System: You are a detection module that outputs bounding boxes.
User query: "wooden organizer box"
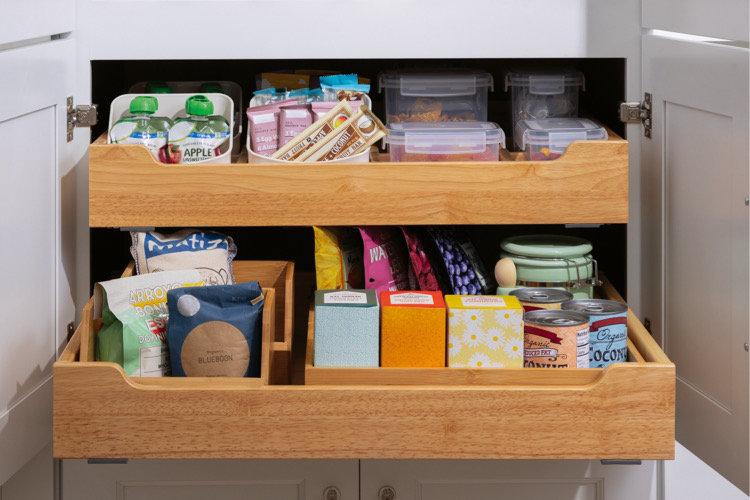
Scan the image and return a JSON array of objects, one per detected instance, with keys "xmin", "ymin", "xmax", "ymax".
[
  {"xmin": 88, "ymin": 132, "xmax": 628, "ymax": 227},
  {"xmin": 57, "ymin": 259, "xmax": 289, "ymax": 385}
]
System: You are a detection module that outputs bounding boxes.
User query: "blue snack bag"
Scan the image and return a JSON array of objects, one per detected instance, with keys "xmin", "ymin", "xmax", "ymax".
[{"xmin": 166, "ymin": 282, "xmax": 264, "ymax": 377}]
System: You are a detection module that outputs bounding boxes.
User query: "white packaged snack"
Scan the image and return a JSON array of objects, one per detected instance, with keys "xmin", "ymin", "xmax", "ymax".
[{"xmin": 130, "ymin": 229, "xmax": 237, "ymax": 286}]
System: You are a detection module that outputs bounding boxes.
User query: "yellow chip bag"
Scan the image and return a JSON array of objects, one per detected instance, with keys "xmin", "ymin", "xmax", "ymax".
[{"xmin": 313, "ymin": 226, "xmax": 364, "ymax": 290}]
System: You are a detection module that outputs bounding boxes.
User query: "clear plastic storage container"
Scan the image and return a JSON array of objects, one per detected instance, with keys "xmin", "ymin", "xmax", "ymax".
[
  {"xmin": 384, "ymin": 122, "xmax": 505, "ymax": 162},
  {"xmin": 379, "ymin": 72, "xmax": 493, "ymax": 124},
  {"xmin": 505, "ymin": 70, "xmax": 584, "ymax": 148},
  {"xmin": 515, "ymin": 118, "xmax": 607, "ymax": 161}
]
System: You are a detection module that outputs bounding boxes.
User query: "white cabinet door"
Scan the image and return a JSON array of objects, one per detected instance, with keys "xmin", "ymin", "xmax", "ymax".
[
  {"xmin": 62, "ymin": 459, "xmax": 358, "ymax": 500},
  {"xmin": 642, "ymin": 0, "xmax": 749, "ymax": 42},
  {"xmin": 0, "ymin": 36, "xmax": 83, "ymax": 485},
  {"xmin": 361, "ymin": 460, "xmax": 657, "ymax": 500},
  {"xmin": 641, "ymin": 31, "xmax": 749, "ymax": 493},
  {"xmin": 0, "ymin": 0, "xmax": 74, "ymax": 46}
]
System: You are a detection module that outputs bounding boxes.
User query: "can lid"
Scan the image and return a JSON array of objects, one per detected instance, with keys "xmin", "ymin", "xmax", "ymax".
[
  {"xmin": 129, "ymin": 95, "xmax": 158, "ymax": 114},
  {"xmin": 511, "ymin": 287, "xmax": 574, "ymax": 304},
  {"xmin": 561, "ymin": 299, "xmax": 627, "ymax": 315},
  {"xmin": 186, "ymin": 95, "xmax": 214, "ymax": 116},
  {"xmin": 524, "ymin": 309, "xmax": 589, "ymax": 327}
]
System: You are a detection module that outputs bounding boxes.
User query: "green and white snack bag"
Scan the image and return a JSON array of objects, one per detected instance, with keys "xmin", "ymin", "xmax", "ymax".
[
  {"xmin": 167, "ymin": 95, "xmax": 230, "ymax": 164},
  {"xmin": 95, "ymin": 269, "xmax": 204, "ymax": 377}
]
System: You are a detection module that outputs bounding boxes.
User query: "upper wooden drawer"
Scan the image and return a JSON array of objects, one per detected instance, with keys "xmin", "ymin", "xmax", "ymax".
[{"xmin": 87, "ymin": 135, "xmax": 628, "ymax": 228}]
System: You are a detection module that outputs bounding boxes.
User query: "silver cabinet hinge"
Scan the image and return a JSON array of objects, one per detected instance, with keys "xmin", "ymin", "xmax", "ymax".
[
  {"xmin": 67, "ymin": 96, "xmax": 98, "ymax": 142},
  {"xmin": 619, "ymin": 93, "xmax": 652, "ymax": 138}
]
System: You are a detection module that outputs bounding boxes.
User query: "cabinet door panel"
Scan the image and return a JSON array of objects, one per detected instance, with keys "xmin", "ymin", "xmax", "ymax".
[
  {"xmin": 0, "ymin": 0, "xmax": 74, "ymax": 45},
  {"xmin": 643, "ymin": 0, "xmax": 749, "ymax": 42},
  {"xmin": 641, "ymin": 32, "xmax": 749, "ymax": 493},
  {"xmin": 361, "ymin": 460, "xmax": 657, "ymax": 500},
  {"xmin": 0, "ymin": 38, "xmax": 78, "ymax": 486},
  {"xmin": 62, "ymin": 459, "xmax": 358, "ymax": 500}
]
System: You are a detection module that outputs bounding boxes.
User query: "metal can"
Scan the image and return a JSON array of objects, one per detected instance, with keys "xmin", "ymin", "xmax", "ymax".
[
  {"xmin": 510, "ymin": 288, "xmax": 574, "ymax": 312},
  {"xmin": 562, "ymin": 299, "xmax": 628, "ymax": 368},
  {"xmin": 523, "ymin": 310, "xmax": 589, "ymax": 368}
]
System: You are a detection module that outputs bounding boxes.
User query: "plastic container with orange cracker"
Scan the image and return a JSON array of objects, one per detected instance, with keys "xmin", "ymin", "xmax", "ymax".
[{"xmin": 383, "ymin": 122, "xmax": 505, "ymax": 162}]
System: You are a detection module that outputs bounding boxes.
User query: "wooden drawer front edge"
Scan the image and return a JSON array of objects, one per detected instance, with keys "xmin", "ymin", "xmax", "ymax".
[
  {"xmin": 88, "ymin": 139, "xmax": 628, "ymax": 227},
  {"xmin": 53, "ymin": 360, "xmax": 674, "ymax": 460}
]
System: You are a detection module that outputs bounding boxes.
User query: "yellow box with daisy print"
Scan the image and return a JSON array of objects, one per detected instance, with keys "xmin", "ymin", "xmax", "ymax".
[{"xmin": 445, "ymin": 295, "xmax": 524, "ymax": 369}]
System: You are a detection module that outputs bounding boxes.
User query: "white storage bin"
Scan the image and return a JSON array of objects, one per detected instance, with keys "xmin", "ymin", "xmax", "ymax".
[
  {"xmin": 378, "ymin": 71, "xmax": 493, "ymax": 124},
  {"xmin": 108, "ymin": 93, "xmax": 234, "ymax": 164},
  {"xmin": 129, "ymin": 81, "xmax": 243, "ymax": 160}
]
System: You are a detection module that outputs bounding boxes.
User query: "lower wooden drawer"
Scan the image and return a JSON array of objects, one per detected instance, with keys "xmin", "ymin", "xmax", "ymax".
[{"xmin": 53, "ymin": 279, "xmax": 674, "ymax": 460}]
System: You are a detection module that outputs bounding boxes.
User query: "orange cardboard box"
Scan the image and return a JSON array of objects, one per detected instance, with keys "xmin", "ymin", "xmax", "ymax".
[{"xmin": 380, "ymin": 291, "xmax": 446, "ymax": 367}]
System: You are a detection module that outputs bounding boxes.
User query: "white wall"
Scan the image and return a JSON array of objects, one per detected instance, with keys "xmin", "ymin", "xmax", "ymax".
[{"xmin": 665, "ymin": 443, "xmax": 748, "ymax": 500}]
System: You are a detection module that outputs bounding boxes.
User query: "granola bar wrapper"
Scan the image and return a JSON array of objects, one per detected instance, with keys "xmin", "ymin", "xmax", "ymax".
[
  {"xmin": 271, "ymin": 101, "xmax": 353, "ymax": 161},
  {"xmin": 299, "ymin": 106, "xmax": 386, "ymax": 162}
]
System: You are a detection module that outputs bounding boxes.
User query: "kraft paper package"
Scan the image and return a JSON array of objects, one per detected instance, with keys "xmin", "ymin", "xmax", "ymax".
[
  {"xmin": 130, "ymin": 229, "xmax": 237, "ymax": 285},
  {"xmin": 166, "ymin": 282, "xmax": 265, "ymax": 377},
  {"xmin": 95, "ymin": 269, "xmax": 204, "ymax": 377}
]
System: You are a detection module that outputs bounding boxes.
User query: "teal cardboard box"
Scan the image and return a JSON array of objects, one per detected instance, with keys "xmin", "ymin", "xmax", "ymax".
[{"xmin": 314, "ymin": 289, "xmax": 379, "ymax": 367}]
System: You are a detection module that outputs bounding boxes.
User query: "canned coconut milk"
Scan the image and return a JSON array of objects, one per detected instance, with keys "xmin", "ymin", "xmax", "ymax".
[
  {"xmin": 510, "ymin": 288, "xmax": 574, "ymax": 312},
  {"xmin": 562, "ymin": 299, "xmax": 628, "ymax": 368},
  {"xmin": 523, "ymin": 310, "xmax": 589, "ymax": 368}
]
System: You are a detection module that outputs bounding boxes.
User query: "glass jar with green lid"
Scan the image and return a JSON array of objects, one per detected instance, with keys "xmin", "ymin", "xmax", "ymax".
[{"xmin": 496, "ymin": 234, "xmax": 600, "ymax": 298}]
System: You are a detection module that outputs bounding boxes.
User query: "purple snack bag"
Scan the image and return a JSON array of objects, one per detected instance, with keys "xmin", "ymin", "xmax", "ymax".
[
  {"xmin": 279, "ymin": 104, "xmax": 313, "ymax": 147},
  {"xmin": 425, "ymin": 228, "xmax": 490, "ymax": 295},
  {"xmin": 358, "ymin": 227, "xmax": 411, "ymax": 294}
]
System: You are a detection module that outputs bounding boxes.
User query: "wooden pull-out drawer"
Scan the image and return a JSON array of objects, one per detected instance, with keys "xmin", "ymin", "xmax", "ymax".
[{"xmin": 54, "ymin": 274, "xmax": 673, "ymax": 460}]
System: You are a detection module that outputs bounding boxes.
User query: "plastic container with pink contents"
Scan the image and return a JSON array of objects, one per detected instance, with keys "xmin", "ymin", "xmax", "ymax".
[{"xmin": 384, "ymin": 122, "xmax": 505, "ymax": 162}]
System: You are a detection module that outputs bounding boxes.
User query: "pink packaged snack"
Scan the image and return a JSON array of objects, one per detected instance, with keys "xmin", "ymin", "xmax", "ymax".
[
  {"xmin": 247, "ymin": 107, "xmax": 280, "ymax": 156},
  {"xmin": 358, "ymin": 227, "xmax": 411, "ymax": 294},
  {"xmin": 246, "ymin": 99, "xmax": 297, "ymax": 156},
  {"xmin": 279, "ymin": 105, "xmax": 313, "ymax": 147},
  {"xmin": 401, "ymin": 227, "xmax": 441, "ymax": 291},
  {"xmin": 311, "ymin": 101, "xmax": 337, "ymax": 121}
]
